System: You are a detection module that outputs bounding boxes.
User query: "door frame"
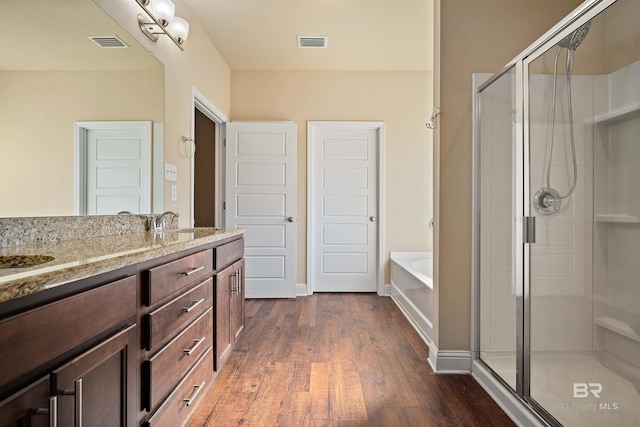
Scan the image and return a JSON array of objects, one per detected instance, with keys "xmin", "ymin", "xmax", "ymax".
[
  {"xmin": 189, "ymin": 86, "xmax": 228, "ymax": 228},
  {"xmin": 306, "ymin": 121, "xmax": 385, "ymax": 295},
  {"xmin": 74, "ymin": 121, "xmax": 155, "ymax": 215}
]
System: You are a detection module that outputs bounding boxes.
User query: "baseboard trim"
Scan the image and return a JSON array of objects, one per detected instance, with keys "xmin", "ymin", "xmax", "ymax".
[
  {"xmin": 390, "ymin": 283, "xmax": 433, "ymax": 345},
  {"xmin": 296, "ymin": 283, "xmax": 309, "ymax": 297},
  {"xmin": 380, "ymin": 283, "xmax": 391, "ymax": 296},
  {"xmin": 471, "ymin": 361, "xmax": 548, "ymax": 427},
  {"xmin": 427, "ymin": 343, "xmax": 472, "ymax": 374}
]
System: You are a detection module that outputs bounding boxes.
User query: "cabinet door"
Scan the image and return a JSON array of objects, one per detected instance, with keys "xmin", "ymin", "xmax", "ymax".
[
  {"xmin": 214, "ymin": 264, "xmax": 233, "ymax": 371},
  {"xmin": 230, "ymin": 259, "xmax": 245, "ymax": 344},
  {"xmin": 0, "ymin": 377, "xmax": 50, "ymax": 427},
  {"xmin": 51, "ymin": 324, "xmax": 136, "ymax": 427}
]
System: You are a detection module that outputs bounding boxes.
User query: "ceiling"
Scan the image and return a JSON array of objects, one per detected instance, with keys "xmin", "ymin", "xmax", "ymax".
[
  {"xmin": 0, "ymin": 0, "xmax": 161, "ymax": 71},
  {"xmin": 0, "ymin": 0, "xmax": 433, "ymax": 72},
  {"xmin": 183, "ymin": 0, "xmax": 434, "ymax": 71}
]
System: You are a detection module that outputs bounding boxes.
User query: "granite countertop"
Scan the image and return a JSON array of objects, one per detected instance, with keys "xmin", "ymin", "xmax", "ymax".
[{"xmin": 0, "ymin": 227, "xmax": 245, "ymax": 304}]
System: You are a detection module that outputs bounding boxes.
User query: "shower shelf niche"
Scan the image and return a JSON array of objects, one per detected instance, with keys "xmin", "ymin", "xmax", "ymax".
[
  {"xmin": 592, "ymin": 101, "xmax": 640, "ymax": 125},
  {"xmin": 595, "ymin": 214, "xmax": 640, "ymax": 223}
]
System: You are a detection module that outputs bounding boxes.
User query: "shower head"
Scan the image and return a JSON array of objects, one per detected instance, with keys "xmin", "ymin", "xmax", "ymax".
[{"xmin": 558, "ymin": 21, "xmax": 591, "ymax": 50}]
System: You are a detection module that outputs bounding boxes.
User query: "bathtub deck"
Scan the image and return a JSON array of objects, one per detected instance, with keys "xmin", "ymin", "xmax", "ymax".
[{"xmin": 187, "ymin": 293, "xmax": 515, "ymax": 426}]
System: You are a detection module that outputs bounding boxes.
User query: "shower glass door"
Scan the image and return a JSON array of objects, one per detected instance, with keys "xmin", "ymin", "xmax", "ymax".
[
  {"xmin": 477, "ymin": 66, "xmax": 519, "ymax": 391},
  {"xmin": 526, "ymin": 0, "xmax": 640, "ymax": 424}
]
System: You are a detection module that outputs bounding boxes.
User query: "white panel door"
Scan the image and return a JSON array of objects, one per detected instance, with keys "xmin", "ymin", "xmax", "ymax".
[
  {"xmin": 225, "ymin": 122, "xmax": 297, "ymax": 298},
  {"xmin": 86, "ymin": 125, "xmax": 151, "ymax": 215},
  {"xmin": 309, "ymin": 123, "xmax": 380, "ymax": 292}
]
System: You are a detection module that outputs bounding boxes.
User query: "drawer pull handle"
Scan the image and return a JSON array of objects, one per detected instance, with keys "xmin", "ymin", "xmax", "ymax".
[
  {"xmin": 183, "ymin": 381, "xmax": 206, "ymax": 406},
  {"xmin": 62, "ymin": 379, "xmax": 83, "ymax": 427},
  {"xmin": 184, "ymin": 337, "xmax": 206, "ymax": 355},
  {"xmin": 230, "ymin": 271, "xmax": 237, "ymax": 292},
  {"xmin": 182, "ymin": 266, "xmax": 205, "ymax": 276},
  {"xmin": 182, "ymin": 298, "xmax": 205, "ymax": 313},
  {"xmin": 34, "ymin": 396, "xmax": 58, "ymax": 427}
]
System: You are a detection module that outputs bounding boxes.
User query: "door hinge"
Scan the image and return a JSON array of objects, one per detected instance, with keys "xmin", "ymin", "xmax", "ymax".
[
  {"xmin": 223, "ymin": 202, "xmax": 226, "ymax": 210},
  {"xmin": 223, "ymin": 138, "xmax": 226, "ymax": 147},
  {"xmin": 523, "ymin": 216, "xmax": 536, "ymax": 244}
]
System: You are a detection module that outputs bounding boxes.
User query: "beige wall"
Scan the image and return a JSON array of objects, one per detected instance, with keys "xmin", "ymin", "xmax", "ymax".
[
  {"xmin": 96, "ymin": 0, "xmax": 231, "ymax": 226},
  {"xmin": 434, "ymin": 0, "xmax": 585, "ymax": 351},
  {"xmin": 0, "ymin": 70, "xmax": 162, "ymax": 216},
  {"xmin": 231, "ymin": 70, "xmax": 433, "ymax": 284}
]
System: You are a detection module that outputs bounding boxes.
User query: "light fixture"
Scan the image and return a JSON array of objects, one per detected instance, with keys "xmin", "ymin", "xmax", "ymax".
[
  {"xmin": 135, "ymin": 0, "xmax": 189, "ymax": 50},
  {"xmin": 168, "ymin": 17, "xmax": 189, "ymax": 45}
]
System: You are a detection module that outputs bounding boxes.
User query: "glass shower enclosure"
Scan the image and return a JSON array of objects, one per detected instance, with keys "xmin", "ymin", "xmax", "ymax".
[{"xmin": 473, "ymin": 0, "xmax": 640, "ymax": 425}]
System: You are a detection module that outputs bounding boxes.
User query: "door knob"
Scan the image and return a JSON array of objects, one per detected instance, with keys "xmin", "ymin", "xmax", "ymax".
[
  {"xmin": 287, "ymin": 216, "xmax": 295, "ymax": 222},
  {"xmin": 369, "ymin": 216, "xmax": 376, "ymax": 222}
]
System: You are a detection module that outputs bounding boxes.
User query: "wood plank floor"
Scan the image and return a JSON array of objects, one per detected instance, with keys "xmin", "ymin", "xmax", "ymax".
[{"xmin": 187, "ymin": 293, "xmax": 515, "ymax": 426}]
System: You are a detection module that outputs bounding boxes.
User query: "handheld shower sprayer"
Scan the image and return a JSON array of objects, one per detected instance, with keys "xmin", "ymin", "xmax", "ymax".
[{"xmin": 534, "ymin": 21, "xmax": 591, "ymax": 216}]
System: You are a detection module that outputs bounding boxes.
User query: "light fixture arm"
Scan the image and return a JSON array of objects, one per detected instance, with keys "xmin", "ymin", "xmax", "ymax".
[{"xmin": 135, "ymin": 0, "xmax": 185, "ymax": 51}]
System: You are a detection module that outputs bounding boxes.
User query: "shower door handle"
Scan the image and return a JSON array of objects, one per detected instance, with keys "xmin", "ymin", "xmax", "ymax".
[{"xmin": 523, "ymin": 216, "xmax": 536, "ymax": 244}]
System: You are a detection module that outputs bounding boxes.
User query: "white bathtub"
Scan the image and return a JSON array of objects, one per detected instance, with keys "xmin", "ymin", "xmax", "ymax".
[{"xmin": 390, "ymin": 252, "xmax": 433, "ymax": 345}]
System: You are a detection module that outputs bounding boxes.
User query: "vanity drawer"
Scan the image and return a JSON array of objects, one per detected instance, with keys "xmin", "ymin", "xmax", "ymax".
[
  {"xmin": 143, "ymin": 347, "xmax": 213, "ymax": 427},
  {"xmin": 143, "ymin": 308, "xmax": 213, "ymax": 410},
  {"xmin": 145, "ymin": 249, "xmax": 213, "ymax": 306},
  {"xmin": 145, "ymin": 278, "xmax": 213, "ymax": 351},
  {"xmin": 214, "ymin": 238, "xmax": 243, "ymax": 270},
  {"xmin": 0, "ymin": 275, "xmax": 136, "ymax": 387}
]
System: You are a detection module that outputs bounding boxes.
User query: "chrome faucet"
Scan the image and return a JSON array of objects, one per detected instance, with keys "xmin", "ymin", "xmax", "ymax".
[
  {"xmin": 159, "ymin": 211, "xmax": 178, "ymax": 230},
  {"xmin": 148, "ymin": 211, "xmax": 179, "ymax": 233}
]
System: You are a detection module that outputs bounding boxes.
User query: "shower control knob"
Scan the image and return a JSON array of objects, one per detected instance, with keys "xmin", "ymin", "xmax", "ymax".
[{"xmin": 369, "ymin": 216, "xmax": 376, "ymax": 222}]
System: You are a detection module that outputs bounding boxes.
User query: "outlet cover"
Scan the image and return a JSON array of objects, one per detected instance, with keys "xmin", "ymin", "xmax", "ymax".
[{"xmin": 170, "ymin": 184, "xmax": 177, "ymax": 202}]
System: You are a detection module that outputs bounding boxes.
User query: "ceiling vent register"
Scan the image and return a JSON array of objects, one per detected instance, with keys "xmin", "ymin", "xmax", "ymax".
[
  {"xmin": 88, "ymin": 36, "xmax": 129, "ymax": 48},
  {"xmin": 297, "ymin": 36, "xmax": 328, "ymax": 48}
]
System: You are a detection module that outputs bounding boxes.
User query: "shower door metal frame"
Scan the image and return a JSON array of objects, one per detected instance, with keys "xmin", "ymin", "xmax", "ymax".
[
  {"xmin": 521, "ymin": 1, "xmax": 615, "ymax": 425},
  {"xmin": 471, "ymin": 1, "xmax": 619, "ymax": 426}
]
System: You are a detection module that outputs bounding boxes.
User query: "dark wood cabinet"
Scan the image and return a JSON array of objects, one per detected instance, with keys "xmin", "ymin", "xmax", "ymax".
[
  {"xmin": 0, "ymin": 275, "xmax": 136, "ymax": 389},
  {"xmin": 140, "ymin": 247, "xmax": 217, "ymax": 427},
  {"xmin": 230, "ymin": 259, "xmax": 245, "ymax": 345},
  {"xmin": 0, "ymin": 275, "xmax": 137, "ymax": 427},
  {"xmin": 51, "ymin": 324, "xmax": 137, "ymax": 426},
  {"xmin": 0, "ymin": 234, "xmax": 244, "ymax": 427},
  {"xmin": 215, "ymin": 256, "xmax": 245, "ymax": 371},
  {"xmin": 0, "ymin": 377, "xmax": 50, "ymax": 427},
  {"xmin": 214, "ymin": 264, "xmax": 233, "ymax": 371}
]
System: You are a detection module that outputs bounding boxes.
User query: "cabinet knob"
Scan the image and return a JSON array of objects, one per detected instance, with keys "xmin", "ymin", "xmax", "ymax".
[{"xmin": 287, "ymin": 216, "xmax": 295, "ymax": 223}]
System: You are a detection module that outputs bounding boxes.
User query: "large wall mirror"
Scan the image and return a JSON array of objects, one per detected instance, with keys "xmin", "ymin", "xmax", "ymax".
[{"xmin": 0, "ymin": 0, "xmax": 164, "ymax": 217}]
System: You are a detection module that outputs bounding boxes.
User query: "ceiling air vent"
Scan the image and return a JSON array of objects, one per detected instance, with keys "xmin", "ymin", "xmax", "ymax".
[
  {"xmin": 88, "ymin": 36, "xmax": 129, "ymax": 48},
  {"xmin": 297, "ymin": 35, "xmax": 328, "ymax": 48}
]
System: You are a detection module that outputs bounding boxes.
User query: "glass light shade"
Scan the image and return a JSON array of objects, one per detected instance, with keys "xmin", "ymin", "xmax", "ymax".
[
  {"xmin": 150, "ymin": 0, "xmax": 175, "ymax": 27},
  {"xmin": 168, "ymin": 17, "xmax": 189, "ymax": 44}
]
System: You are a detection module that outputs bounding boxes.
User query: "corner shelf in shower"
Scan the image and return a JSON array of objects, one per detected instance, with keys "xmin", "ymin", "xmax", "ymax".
[
  {"xmin": 595, "ymin": 214, "xmax": 640, "ymax": 223},
  {"xmin": 594, "ymin": 317, "xmax": 640, "ymax": 343},
  {"xmin": 592, "ymin": 101, "xmax": 640, "ymax": 125}
]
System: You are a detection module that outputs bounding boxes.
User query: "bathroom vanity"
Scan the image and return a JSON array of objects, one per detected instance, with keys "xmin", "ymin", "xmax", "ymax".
[{"xmin": 0, "ymin": 221, "xmax": 245, "ymax": 426}]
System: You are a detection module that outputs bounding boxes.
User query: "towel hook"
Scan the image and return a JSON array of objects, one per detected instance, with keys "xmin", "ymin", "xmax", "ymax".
[
  {"xmin": 181, "ymin": 136, "xmax": 195, "ymax": 158},
  {"xmin": 426, "ymin": 107, "xmax": 441, "ymax": 129}
]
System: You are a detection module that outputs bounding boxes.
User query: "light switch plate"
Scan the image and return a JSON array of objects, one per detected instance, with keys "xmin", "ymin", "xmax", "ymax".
[{"xmin": 164, "ymin": 163, "xmax": 177, "ymax": 182}]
